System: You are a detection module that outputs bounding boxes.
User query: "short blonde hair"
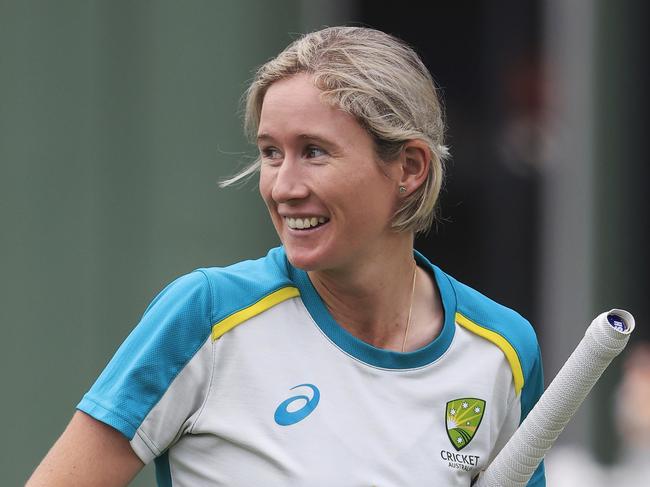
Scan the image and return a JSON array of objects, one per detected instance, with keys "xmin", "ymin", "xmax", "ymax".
[{"xmin": 222, "ymin": 26, "xmax": 449, "ymax": 234}]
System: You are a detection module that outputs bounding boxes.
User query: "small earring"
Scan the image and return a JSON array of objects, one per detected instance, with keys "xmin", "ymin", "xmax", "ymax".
[{"xmin": 399, "ymin": 186, "xmax": 407, "ymax": 194}]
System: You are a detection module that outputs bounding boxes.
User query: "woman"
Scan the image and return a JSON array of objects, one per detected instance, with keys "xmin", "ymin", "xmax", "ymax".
[{"xmin": 28, "ymin": 26, "xmax": 545, "ymax": 486}]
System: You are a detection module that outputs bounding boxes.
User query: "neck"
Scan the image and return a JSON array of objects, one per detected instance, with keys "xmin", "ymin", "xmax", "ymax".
[{"xmin": 307, "ymin": 235, "xmax": 441, "ymax": 351}]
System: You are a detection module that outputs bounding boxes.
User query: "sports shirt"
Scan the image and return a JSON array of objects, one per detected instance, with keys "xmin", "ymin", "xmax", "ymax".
[{"xmin": 78, "ymin": 246, "xmax": 545, "ymax": 486}]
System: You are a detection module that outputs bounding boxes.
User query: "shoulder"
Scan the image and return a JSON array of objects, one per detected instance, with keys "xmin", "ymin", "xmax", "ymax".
[
  {"xmin": 446, "ymin": 272, "xmax": 539, "ymax": 360},
  {"xmin": 132, "ymin": 246, "xmax": 293, "ymax": 344},
  {"xmin": 195, "ymin": 246, "xmax": 295, "ymax": 329},
  {"xmin": 77, "ymin": 247, "xmax": 294, "ymax": 440},
  {"xmin": 439, "ymin": 269, "xmax": 542, "ymax": 395}
]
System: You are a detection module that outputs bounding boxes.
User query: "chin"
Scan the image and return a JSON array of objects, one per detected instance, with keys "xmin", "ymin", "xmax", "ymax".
[
  {"xmin": 284, "ymin": 248, "xmax": 321, "ymax": 272},
  {"xmin": 282, "ymin": 244, "xmax": 334, "ymax": 272}
]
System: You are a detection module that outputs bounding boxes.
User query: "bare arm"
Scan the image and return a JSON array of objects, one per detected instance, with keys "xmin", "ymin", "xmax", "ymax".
[{"xmin": 26, "ymin": 411, "xmax": 144, "ymax": 487}]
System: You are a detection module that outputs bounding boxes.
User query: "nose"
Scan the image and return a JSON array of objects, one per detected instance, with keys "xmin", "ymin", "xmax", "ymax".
[{"xmin": 270, "ymin": 157, "xmax": 309, "ymax": 203}]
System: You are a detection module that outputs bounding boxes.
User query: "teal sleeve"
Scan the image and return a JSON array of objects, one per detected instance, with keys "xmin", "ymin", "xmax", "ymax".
[{"xmin": 77, "ymin": 271, "xmax": 213, "ymax": 439}]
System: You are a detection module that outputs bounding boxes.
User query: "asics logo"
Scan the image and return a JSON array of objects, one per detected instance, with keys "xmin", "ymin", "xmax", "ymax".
[{"xmin": 274, "ymin": 383, "xmax": 320, "ymax": 426}]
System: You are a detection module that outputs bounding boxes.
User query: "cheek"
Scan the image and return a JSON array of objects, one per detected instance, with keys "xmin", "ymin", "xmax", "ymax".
[
  {"xmin": 352, "ymin": 173, "xmax": 396, "ymax": 208},
  {"xmin": 338, "ymin": 184, "xmax": 394, "ymax": 232},
  {"xmin": 258, "ymin": 170, "xmax": 274, "ymax": 206}
]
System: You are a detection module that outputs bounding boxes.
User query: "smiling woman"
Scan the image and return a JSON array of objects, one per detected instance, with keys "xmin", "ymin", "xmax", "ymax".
[
  {"xmin": 27, "ymin": 27, "xmax": 545, "ymax": 487},
  {"xmin": 258, "ymin": 73, "xmax": 405, "ymax": 273}
]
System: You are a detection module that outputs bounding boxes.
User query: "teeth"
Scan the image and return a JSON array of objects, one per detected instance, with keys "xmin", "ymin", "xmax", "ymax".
[{"xmin": 285, "ymin": 216, "xmax": 329, "ymax": 230}]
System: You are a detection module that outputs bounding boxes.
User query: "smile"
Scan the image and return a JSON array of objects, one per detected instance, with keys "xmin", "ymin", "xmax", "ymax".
[{"xmin": 285, "ymin": 216, "xmax": 329, "ymax": 230}]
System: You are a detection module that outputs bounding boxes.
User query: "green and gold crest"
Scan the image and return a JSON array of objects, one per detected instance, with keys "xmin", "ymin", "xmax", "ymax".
[{"xmin": 445, "ymin": 398, "xmax": 486, "ymax": 451}]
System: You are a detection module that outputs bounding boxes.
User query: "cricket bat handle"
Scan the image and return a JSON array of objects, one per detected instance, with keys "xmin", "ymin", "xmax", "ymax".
[{"xmin": 474, "ymin": 309, "xmax": 635, "ymax": 487}]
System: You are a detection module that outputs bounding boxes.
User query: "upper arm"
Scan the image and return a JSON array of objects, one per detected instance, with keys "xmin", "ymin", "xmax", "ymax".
[
  {"xmin": 26, "ymin": 411, "xmax": 144, "ymax": 487},
  {"xmin": 77, "ymin": 271, "xmax": 214, "ymax": 462}
]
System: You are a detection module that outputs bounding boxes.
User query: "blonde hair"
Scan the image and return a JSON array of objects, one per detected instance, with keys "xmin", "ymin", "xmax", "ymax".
[{"xmin": 222, "ymin": 26, "xmax": 449, "ymax": 234}]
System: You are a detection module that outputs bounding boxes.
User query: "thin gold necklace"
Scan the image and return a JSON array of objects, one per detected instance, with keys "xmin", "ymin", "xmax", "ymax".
[{"xmin": 401, "ymin": 262, "xmax": 418, "ymax": 353}]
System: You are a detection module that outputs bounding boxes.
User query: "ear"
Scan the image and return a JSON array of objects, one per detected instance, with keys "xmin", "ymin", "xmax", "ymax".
[{"xmin": 397, "ymin": 140, "xmax": 430, "ymax": 195}]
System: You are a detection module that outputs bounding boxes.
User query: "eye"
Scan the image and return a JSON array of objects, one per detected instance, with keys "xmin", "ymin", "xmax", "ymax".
[
  {"xmin": 304, "ymin": 145, "xmax": 326, "ymax": 159},
  {"xmin": 260, "ymin": 146, "xmax": 282, "ymax": 163}
]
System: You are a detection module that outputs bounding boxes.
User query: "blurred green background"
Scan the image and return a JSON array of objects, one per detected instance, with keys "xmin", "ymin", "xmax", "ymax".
[
  {"xmin": 0, "ymin": 1, "xmax": 302, "ymax": 484},
  {"xmin": 1, "ymin": 1, "xmax": 647, "ymax": 485}
]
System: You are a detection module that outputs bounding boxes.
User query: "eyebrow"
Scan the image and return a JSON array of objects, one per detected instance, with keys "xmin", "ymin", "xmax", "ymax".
[
  {"xmin": 256, "ymin": 132, "xmax": 341, "ymax": 152},
  {"xmin": 256, "ymin": 133, "xmax": 275, "ymax": 143}
]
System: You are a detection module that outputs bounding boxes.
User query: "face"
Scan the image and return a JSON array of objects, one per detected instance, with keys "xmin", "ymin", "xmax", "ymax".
[{"xmin": 258, "ymin": 74, "xmax": 401, "ymax": 273}]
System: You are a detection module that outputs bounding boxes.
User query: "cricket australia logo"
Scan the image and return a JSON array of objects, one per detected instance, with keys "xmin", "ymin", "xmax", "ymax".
[{"xmin": 445, "ymin": 398, "xmax": 486, "ymax": 451}]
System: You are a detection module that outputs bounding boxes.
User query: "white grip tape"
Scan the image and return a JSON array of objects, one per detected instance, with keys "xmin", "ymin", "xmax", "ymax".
[{"xmin": 474, "ymin": 309, "xmax": 635, "ymax": 487}]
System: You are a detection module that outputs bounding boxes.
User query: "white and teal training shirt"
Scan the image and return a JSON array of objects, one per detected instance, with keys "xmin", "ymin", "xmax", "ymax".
[{"xmin": 78, "ymin": 246, "xmax": 545, "ymax": 486}]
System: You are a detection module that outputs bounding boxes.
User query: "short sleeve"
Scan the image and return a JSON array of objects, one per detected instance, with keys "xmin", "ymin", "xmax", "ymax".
[{"xmin": 77, "ymin": 270, "xmax": 214, "ymax": 461}]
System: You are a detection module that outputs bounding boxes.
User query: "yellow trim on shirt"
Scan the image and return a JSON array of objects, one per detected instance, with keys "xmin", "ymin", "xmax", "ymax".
[
  {"xmin": 212, "ymin": 286, "xmax": 300, "ymax": 341},
  {"xmin": 455, "ymin": 312, "xmax": 524, "ymax": 395}
]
